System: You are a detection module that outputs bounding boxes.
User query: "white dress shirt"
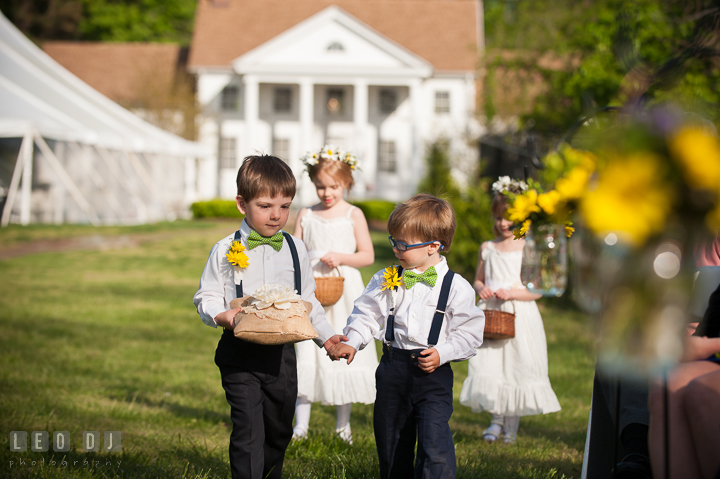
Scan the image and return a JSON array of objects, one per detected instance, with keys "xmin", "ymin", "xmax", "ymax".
[
  {"xmin": 343, "ymin": 257, "xmax": 485, "ymax": 366},
  {"xmin": 193, "ymin": 219, "xmax": 336, "ymax": 347}
]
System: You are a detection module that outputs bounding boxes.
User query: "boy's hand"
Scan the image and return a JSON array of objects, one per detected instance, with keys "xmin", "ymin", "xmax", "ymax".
[
  {"xmin": 323, "ymin": 334, "xmax": 349, "ymax": 355},
  {"xmin": 320, "ymin": 252, "xmax": 342, "ymax": 268},
  {"xmin": 478, "ymin": 286, "xmax": 494, "ymax": 300},
  {"xmin": 495, "ymin": 289, "xmax": 514, "ymax": 301},
  {"xmin": 329, "ymin": 343, "xmax": 357, "ymax": 364},
  {"xmin": 214, "ymin": 308, "xmax": 242, "ymax": 330},
  {"xmin": 418, "ymin": 348, "xmax": 440, "ymax": 373}
]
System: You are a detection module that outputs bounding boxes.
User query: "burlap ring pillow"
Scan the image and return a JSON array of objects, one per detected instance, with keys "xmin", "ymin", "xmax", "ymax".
[{"xmin": 231, "ymin": 283, "xmax": 318, "ymax": 345}]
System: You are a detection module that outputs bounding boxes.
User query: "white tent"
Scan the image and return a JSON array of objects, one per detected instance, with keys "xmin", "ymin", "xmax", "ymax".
[{"xmin": 0, "ymin": 11, "xmax": 210, "ymax": 226}]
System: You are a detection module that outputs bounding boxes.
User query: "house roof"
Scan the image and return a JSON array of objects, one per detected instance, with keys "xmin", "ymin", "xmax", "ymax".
[
  {"xmin": 42, "ymin": 42, "xmax": 189, "ymax": 105},
  {"xmin": 189, "ymin": 0, "xmax": 478, "ymax": 72}
]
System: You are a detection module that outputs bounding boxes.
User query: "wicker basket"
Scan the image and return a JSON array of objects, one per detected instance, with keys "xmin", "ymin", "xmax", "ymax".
[
  {"xmin": 482, "ymin": 301, "xmax": 516, "ymax": 339},
  {"xmin": 314, "ymin": 268, "xmax": 344, "ymax": 306}
]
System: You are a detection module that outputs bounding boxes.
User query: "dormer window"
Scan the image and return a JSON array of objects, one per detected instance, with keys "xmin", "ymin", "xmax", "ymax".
[{"xmin": 327, "ymin": 42, "xmax": 344, "ymax": 52}]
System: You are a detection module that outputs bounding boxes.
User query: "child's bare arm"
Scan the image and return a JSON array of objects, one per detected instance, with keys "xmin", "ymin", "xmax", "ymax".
[
  {"xmin": 474, "ymin": 243, "xmax": 493, "ymax": 299},
  {"xmin": 495, "ymin": 288, "xmax": 541, "ymax": 301},
  {"xmin": 328, "ymin": 343, "xmax": 357, "ymax": 364},
  {"xmin": 418, "ymin": 348, "xmax": 440, "ymax": 373},
  {"xmin": 320, "ymin": 209, "xmax": 375, "ymax": 268},
  {"xmin": 214, "ymin": 307, "xmax": 242, "ymax": 330}
]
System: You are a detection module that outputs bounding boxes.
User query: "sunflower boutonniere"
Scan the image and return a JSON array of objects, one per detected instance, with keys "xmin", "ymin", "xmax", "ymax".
[
  {"xmin": 226, "ymin": 241, "xmax": 249, "ymax": 283},
  {"xmin": 381, "ymin": 266, "xmax": 403, "ymax": 291}
]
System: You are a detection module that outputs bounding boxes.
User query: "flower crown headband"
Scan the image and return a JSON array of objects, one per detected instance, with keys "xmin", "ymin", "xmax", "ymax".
[
  {"xmin": 492, "ymin": 176, "xmax": 528, "ymax": 195},
  {"xmin": 300, "ymin": 144, "xmax": 359, "ymax": 172}
]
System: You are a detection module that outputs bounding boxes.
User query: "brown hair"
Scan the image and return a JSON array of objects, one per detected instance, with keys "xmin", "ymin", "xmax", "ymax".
[
  {"xmin": 236, "ymin": 155, "xmax": 296, "ymax": 201},
  {"xmin": 307, "ymin": 158, "xmax": 355, "ymax": 191},
  {"xmin": 491, "ymin": 194, "xmax": 508, "ymax": 236},
  {"xmin": 388, "ymin": 193, "xmax": 456, "ymax": 253}
]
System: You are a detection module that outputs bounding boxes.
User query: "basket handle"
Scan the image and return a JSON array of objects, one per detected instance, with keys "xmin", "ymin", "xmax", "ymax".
[
  {"xmin": 491, "ymin": 294, "xmax": 516, "ymax": 315},
  {"xmin": 311, "ymin": 261, "xmax": 342, "ymax": 278}
]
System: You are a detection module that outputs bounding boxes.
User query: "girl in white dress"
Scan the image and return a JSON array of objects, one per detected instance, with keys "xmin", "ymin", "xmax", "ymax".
[
  {"xmin": 459, "ymin": 193, "xmax": 561, "ymax": 444},
  {"xmin": 292, "ymin": 146, "xmax": 377, "ymax": 443}
]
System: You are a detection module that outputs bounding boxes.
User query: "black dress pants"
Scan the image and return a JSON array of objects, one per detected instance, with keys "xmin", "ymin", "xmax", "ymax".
[
  {"xmin": 374, "ymin": 345, "xmax": 456, "ymax": 479},
  {"xmin": 217, "ymin": 331, "xmax": 298, "ymax": 479}
]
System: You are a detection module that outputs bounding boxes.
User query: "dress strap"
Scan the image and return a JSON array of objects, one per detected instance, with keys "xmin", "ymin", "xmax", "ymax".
[{"xmin": 345, "ymin": 205, "xmax": 355, "ymax": 218}]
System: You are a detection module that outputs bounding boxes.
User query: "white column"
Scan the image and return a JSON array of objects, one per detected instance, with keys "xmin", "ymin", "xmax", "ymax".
[
  {"xmin": 299, "ymin": 78, "xmax": 314, "ymax": 155},
  {"xmin": 20, "ymin": 129, "xmax": 33, "ymax": 225},
  {"xmin": 298, "ymin": 77, "xmax": 315, "ymax": 206},
  {"xmin": 352, "ymin": 79, "xmax": 369, "ymax": 198},
  {"xmin": 409, "ymin": 79, "xmax": 423, "ymax": 198},
  {"xmin": 243, "ymin": 75, "xmax": 259, "ymax": 157}
]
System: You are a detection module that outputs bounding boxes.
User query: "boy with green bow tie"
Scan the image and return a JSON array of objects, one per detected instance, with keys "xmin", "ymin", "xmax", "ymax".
[
  {"xmin": 193, "ymin": 155, "xmax": 345, "ymax": 479},
  {"xmin": 329, "ymin": 193, "xmax": 485, "ymax": 479}
]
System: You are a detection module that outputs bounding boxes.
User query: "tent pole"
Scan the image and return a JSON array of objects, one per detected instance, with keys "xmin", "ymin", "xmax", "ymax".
[
  {"xmin": 33, "ymin": 131, "xmax": 100, "ymax": 226},
  {"xmin": 1, "ymin": 131, "xmax": 32, "ymax": 227},
  {"xmin": 20, "ymin": 129, "xmax": 34, "ymax": 225}
]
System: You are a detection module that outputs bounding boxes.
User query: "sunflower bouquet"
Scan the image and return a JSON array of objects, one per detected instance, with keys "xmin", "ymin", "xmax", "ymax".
[
  {"xmin": 502, "ymin": 144, "xmax": 595, "ymax": 240},
  {"xmin": 542, "ymin": 106, "xmax": 720, "ymax": 376}
]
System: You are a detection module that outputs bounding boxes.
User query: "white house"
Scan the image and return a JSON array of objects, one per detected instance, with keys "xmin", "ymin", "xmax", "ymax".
[{"xmin": 188, "ymin": 0, "xmax": 481, "ymax": 205}]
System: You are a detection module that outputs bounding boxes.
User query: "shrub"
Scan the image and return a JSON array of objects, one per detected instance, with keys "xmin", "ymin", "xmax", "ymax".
[
  {"xmin": 447, "ymin": 183, "xmax": 494, "ymax": 281},
  {"xmin": 349, "ymin": 199, "xmax": 397, "ymax": 221},
  {"xmin": 190, "ymin": 199, "xmax": 244, "ymax": 219}
]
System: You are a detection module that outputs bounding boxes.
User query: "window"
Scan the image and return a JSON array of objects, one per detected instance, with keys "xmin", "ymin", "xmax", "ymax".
[
  {"xmin": 274, "ymin": 87, "xmax": 292, "ymax": 113},
  {"xmin": 327, "ymin": 88, "xmax": 344, "ymax": 114},
  {"xmin": 272, "ymin": 139, "xmax": 290, "ymax": 161},
  {"xmin": 378, "ymin": 141, "xmax": 397, "ymax": 173},
  {"xmin": 379, "ymin": 89, "xmax": 397, "ymax": 113},
  {"xmin": 434, "ymin": 91, "xmax": 450, "ymax": 114},
  {"xmin": 327, "ymin": 42, "xmax": 344, "ymax": 52},
  {"xmin": 221, "ymin": 86, "xmax": 239, "ymax": 111},
  {"xmin": 219, "ymin": 137, "xmax": 237, "ymax": 169}
]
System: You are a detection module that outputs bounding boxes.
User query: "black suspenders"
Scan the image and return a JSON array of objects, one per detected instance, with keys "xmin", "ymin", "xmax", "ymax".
[
  {"xmin": 233, "ymin": 230, "xmax": 301, "ymax": 299},
  {"xmin": 384, "ymin": 266, "xmax": 404, "ymax": 343},
  {"xmin": 428, "ymin": 270, "xmax": 455, "ymax": 346},
  {"xmin": 384, "ymin": 267, "xmax": 456, "ymax": 347}
]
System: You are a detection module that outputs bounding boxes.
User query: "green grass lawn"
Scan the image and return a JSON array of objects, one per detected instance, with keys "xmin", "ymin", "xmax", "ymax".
[{"xmin": 0, "ymin": 221, "xmax": 596, "ymax": 478}]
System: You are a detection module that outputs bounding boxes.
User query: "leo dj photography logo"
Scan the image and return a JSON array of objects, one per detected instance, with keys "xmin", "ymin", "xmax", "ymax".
[{"xmin": 9, "ymin": 431, "xmax": 121, "ymax": 452}]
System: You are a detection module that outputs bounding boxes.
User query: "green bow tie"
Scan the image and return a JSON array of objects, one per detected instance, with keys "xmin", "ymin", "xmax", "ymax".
[
  {"xmin": 403, "ymin": 266, "xmax": 437, "ymax": 289},
  {"xmin": 247, "ymin": 230, "xmax": 284, "ymax": 251}
]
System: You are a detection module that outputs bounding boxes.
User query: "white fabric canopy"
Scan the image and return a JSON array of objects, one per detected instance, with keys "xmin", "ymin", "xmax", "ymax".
[
  {"xmin": 0, "ymin": 11, "xmax": 209, "ymax": 225},
  {"xmin": 0, "ymin": 11, "xmax": 208, "ymax": 156}
]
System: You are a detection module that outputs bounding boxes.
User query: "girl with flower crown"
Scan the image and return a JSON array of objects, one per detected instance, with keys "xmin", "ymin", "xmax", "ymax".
[
  {"xmin": 292, "ymin": 145, "xmax": 376, "ymax": 443},
  {"xmin": 459, "ymin": 177, "xmax": 561, "ymax": 444}
]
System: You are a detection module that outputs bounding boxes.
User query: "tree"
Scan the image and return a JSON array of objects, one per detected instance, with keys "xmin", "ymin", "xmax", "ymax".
[
  {"xmin": 0, "ymin": 0, "xmax": 197, "ymax": 45},
  {"xmin": 416, "ymin": 139, "xmax": 460, "ymax": 198},
  {"xmin": 482, "ymin": 0, "xmax": 720, "ymax": 137},
  {"xmin": 416, "ymin": 140, "xmax": 494, "ymax": 281}
]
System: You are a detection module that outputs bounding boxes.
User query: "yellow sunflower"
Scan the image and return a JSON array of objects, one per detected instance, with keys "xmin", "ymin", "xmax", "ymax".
[
  {"xmin": 513, "ymin": 219, "xmax": 532, "ymax": 240},
  {"xmin": 579, "ymin": 152, "xmax": 673, "ymax": 246},
  {"xmin": 669, "ymin": 126, "xmax": 720, "ymax": 191},
  {"xmin": 381, "ymin": 266, "xmax": 403, "ymax": 291},
  {"xmin": 506, "ymin": 189, "xmax": 541, "ymax": 223},
  {"xmin": 226, "ymin": 241, "xmax": 249, "ymax": 268}
]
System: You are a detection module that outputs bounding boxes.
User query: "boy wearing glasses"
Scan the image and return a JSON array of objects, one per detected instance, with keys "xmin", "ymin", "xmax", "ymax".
[{"xmin": 329, "ymin": 193, "xmax": 485, "ymax": 479}]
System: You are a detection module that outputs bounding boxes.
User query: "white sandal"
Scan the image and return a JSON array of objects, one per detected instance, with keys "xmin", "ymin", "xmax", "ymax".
[
  {"xmin": 502, "ymin": 431, "xmax": 517, "ymax": 445},
  {"xmin": 481, "ymin": 423, "xmax": 503, "ymax": 443}
]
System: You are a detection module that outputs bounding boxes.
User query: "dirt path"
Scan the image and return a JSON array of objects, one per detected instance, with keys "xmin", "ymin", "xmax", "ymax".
[{"xmin": 0, "ymin": 214, "xmax": 304, "ymax": 261}]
